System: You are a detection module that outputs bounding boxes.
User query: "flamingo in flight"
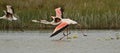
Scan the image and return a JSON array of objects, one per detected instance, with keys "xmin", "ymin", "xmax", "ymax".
[
  {"xmin": 0, "ymin": 5, "xmax": 18, "ymax": 21},
  {"xmin": 0, "ymin": 5, "xmax": 24, "ymax": 31},
  {"xmin": 32, "ymin": 7, "xmax": 86, "ymax": 40}
]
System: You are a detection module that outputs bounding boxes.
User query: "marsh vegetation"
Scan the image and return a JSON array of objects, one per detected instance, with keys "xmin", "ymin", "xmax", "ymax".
[{"xmin": 0, "ymin": 0, "xmax": 120, "ymax": 30}]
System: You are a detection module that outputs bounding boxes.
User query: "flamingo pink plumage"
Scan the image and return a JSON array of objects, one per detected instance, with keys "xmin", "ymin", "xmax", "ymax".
[
  {"xmin": 50, "ymin": 7, "xmax": 78, "ymax": 39},
  {"xmin": 32, "ymin": 7, "xmax": 79, "ymax": 40},
  {"xmin": 55, "ymin": 7, "xmax": 62, "ymax": 18}
]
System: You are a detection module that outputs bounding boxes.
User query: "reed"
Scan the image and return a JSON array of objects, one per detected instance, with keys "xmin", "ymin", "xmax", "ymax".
[{"xmin": 0, "ymin": 0, "xmax": 120, "ymax": 30}]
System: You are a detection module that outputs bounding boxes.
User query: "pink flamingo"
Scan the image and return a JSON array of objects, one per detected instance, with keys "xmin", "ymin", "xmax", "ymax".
[{"xmin": 32, "ymin": 7, "xmax": 86, "ymax": 40}]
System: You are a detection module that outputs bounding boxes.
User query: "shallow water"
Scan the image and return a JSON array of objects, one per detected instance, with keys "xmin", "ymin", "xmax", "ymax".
[{"xmin": 0, "ymin": 30, "xmax": 120, "ymax": 53}]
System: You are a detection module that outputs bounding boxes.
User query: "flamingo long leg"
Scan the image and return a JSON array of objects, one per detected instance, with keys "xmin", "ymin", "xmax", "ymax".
[
  {"xmin": 77, "ymin": 24, "xmax": 87, "ymax": 36},
  {"xmin": 59, "ymin": 27, "xmax": 71, "ymax": 40}
]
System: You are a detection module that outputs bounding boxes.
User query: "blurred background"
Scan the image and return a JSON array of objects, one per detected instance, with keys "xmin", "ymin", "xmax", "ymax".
[{"xmin": 0, "ymin": 0, "xmax": 120, "ymax": 31}]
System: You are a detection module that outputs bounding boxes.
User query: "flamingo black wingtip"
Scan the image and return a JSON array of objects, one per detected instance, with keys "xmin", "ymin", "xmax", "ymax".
[{"xmin": 50, "ymin": 35, "xmax": 54, "ymax": 37}]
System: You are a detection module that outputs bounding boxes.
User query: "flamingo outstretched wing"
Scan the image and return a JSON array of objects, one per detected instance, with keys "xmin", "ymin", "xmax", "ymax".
[
  {"xmin": 6, "ymin": 5, "xmax": 14, "ymax": 14},
  {"xmin": 55, "ymin": 7, "xmax": 63, "ymax": 18},
  {"xmin": 50, "ymin": 22, "xmax": 68, "ymax": 37}
]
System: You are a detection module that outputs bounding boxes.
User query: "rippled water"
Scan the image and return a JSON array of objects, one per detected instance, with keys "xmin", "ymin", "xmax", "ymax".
[{"xmin": 0, "ymin": 30, "xmax": 120, "ymax": 53}]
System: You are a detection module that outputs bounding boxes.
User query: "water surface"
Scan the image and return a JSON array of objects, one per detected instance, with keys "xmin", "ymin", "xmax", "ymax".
[{"xmin": 0, "ymin": 30, "xmax": 120, "ymax": 53}]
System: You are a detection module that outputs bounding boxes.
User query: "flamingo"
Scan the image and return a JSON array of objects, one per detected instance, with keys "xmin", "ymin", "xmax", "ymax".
[
  {"xmin": 0, "ymin": 5, "xmax": 17, "ymax": 21},
  {"xmin": 0, "ymin": 5, "xmax": 24, "ymax": 32},
  {"xmin": 32, "ymin": 7, "xmax": 86, "ymax": 40},
  {"xmin": 32, "ymin": 7, "xmax": 63, "ymax": 25}
]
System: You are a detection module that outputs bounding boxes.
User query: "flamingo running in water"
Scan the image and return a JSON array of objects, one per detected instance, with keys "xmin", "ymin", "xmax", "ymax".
[{"xmin": 32, "ymin": 7, "xmax": 86, "ymax": 40}]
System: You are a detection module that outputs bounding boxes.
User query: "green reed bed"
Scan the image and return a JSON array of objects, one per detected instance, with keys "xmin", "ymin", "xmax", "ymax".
[{"xmin": 0, "ymin": 0, "xmax": 120, "ymax": 30}]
